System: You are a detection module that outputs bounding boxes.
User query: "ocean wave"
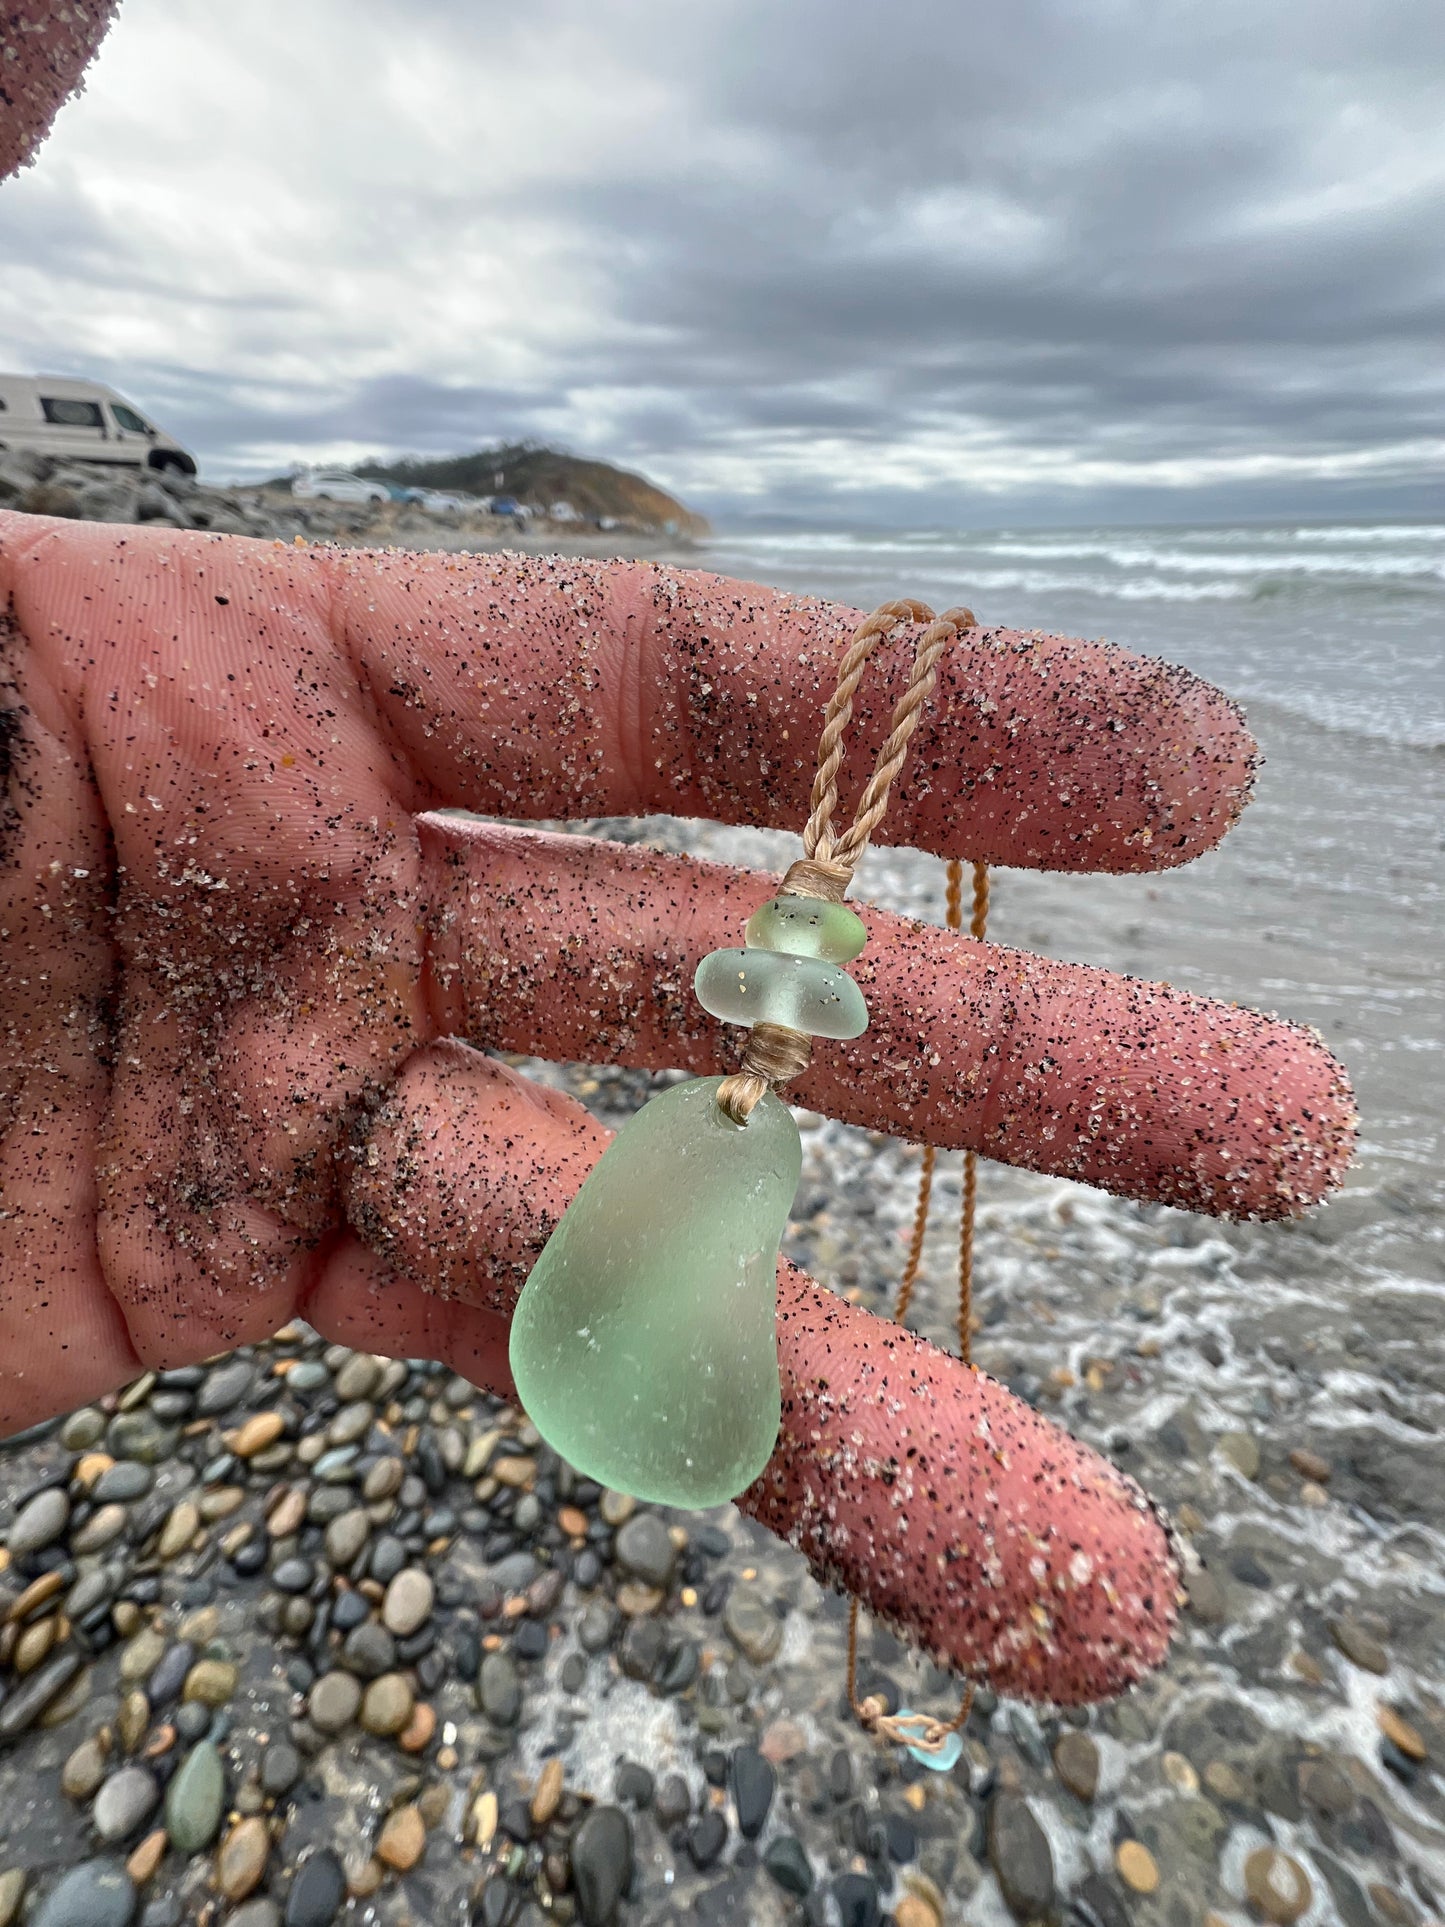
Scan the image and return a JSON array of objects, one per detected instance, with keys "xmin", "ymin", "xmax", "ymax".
[{"xmin": 978, "ymin": 539, "xmax": 1445, "ymax": 581}]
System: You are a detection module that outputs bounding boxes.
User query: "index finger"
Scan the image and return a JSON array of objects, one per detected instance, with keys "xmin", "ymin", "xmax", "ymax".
[{"xmin": 323, "ymin": 546, "xmax": 1254, "ymax": 871}]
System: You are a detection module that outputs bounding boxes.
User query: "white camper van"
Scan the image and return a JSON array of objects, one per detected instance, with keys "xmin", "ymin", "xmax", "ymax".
[{"xmin": 0, "ymin": 375, "xmax": 196, "ymax": 476}]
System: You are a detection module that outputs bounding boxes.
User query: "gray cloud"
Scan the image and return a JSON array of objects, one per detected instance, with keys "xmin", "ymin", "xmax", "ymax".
[{"xmin": 0, "ymin": 0, "xmax": 1440, "ymax": 523}]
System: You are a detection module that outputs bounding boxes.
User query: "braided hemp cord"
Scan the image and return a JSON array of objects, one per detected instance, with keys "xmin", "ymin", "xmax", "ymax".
[{"xmin": 716, "ymin": 601, "xmax": 978, "ymax": 1125}]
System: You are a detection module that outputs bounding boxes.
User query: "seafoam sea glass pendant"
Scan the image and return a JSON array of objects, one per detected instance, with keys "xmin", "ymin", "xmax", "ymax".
[
  {"xmin": 513, "ymin": 872, "xmax": 870, "ymax": 1508},
  {"xmin": 509, "ymin": 1076, "xmax": 801, "ymax": 1507}
]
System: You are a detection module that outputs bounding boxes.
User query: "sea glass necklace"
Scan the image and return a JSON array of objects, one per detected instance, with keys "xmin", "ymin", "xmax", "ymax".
[{"xmin": 509, "ymin": 597, "xmax": 977, "ymax": 1508}]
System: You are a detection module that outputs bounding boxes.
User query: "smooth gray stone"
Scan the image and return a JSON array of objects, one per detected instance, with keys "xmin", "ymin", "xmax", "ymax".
[{"xmin": 33, "ymin": 1860, "xmax": 137, "ymax": 1927}]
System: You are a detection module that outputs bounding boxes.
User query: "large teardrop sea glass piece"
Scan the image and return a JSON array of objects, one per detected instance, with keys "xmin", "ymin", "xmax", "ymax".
[
  {"xmin": 694, "ymin": 949, "xmax": 869, "ymax": 1039},
  {"xmin": 508, "ymin": 1075, "xmax": 802, "ymax": 1508}
]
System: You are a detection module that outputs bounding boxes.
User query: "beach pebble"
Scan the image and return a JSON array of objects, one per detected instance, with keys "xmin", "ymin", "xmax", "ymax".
[
  {"xmin": 1053, "ymin": 1731, "xmax": 1099, "ymax": 1801},
  {"xmin": 164, "ymin": 1740, "xmax": 225, "ymax": 1852},
  {"xmin": 1288, "ymin": 1447, "xmax": 1331, "ymax": 1482},
  {"xmin": 1216, "ymin": 1431, "xmax": 1260, "ymax": 1479},
  {"xmin": 655, "ymin": 1774, "xmax": 690, "ymax": 1825},
  {"xmin": 72, "ymin": 1503, "xmax": 129, "ymax": 1553},
  {"xmin": 308, "ymin": 1671, "xmax": 362, "ymax": 1734},
  {"xmin": 116, "ymin": 1690, "xmax": 150, "ymax": 1755},
  {"xmin": 197, "ymin": 1361, "xmax": 255, "ymax": 1416},
  {"xmin": 63, "ymin": 1735, "xmax": 110, "ymax": 1801},
  {"xmin": 7, "ymin": 1486, "xmax": 70, "ymax": 1556},
  {"xmin": 0, "ymin": 1650, "xmax": 83, "ymax": 1739},
  {"xmin": 13, "ymin": 1614, "xmax": 58, "ymax": 1673},
  {"xmin": 764, "ymin": 1834, "xmax": 814, "ymax": 1896},
  {"xmin": 157, "ymin": 1502, "xmax": 199, "ymax": 1562},
  {"xmin": 61, "ymin": 1408, "xmax": 108, "ymax": 1450},
  {"xmin": 261, "ymin": 1741, "xmax": 302, "ymax": 1797},
  {"xmin": 334, "ymin": 1353, "xmax": 384, "ymax": 1401},
  {"xmin": 687, "ymin": 1810, "xmax": 728, "ymax": 1869},
  {"xmin": 987, "ymin": 1794, "xmax": 1054, "ymax": 1921},
  {"xmin": 284, "ymin": 1849, "xmax": 346, "ymax": 1927},
  {"xmin": 398, "ymin": 1700, "xmax": 437, "ymax": 1754},
  {"xmin": 1377, "ymin": 1704, "xmax": 1426, "ymax": 1760},
  {"xmin": 894, "ymin": 1898, "xmax": 941, "ymax": 1927},
  {"xmin": 230, "ymin": 1413, "xmax": 285, "ymax": 1459},
  {"xmin": 1330, "ymin": 1616, "xmax": 1388, "ymax": 1673},
  {"xmin": 359, "ymin": 1673, "xmax": 413, "ymax": 1736},
  {"xmin": 382, "ymin": 1567, "xmax": 434, "ymax": 1637},
  {"xmin": 598, "ymin": 1488, "xmax": 634, "ymax": 1526},
  {"xmin": 723, "ymin": 1585, "xmax": 782, "ymax": 1664},
  {"xmin": 323, "ymin": 1509, "xmax": 370, "ymax": 1569},
  {"xmin": 479, "ymin": 1653, "xmax": 521, "ymax": 1725},
  {"xmin": 376, "ymin": 1804, "xmax": 426, "ymax": 1871},
  {"xmin": 216, "ymin": 1817, "xmax": 269, "ymax": 1900},
  {"xmin": 1244, "ymin": 1848, "xmax": 1312, "ymax": 1923},
  {"xmin": 531, "ymin": 1757, "xmax": 565, "ymax": 1827},
  {"xmin": 94, "ymin": 1766, "xmax": 162, "ymax": 1843},
  {"xmin": 0, "ymin": 1872, "xmax": 24, "ymax": 1927},
  {"xmin": 94, "ymin": 1462, "xmax": 153, "ymax": 1504},
  {"xmin": 118, "ymin": 1829, "xmax": 163, "ymax": 1889},
  {"xmin": 613, "ymin": 1512, "xmax": 676, "ymax": 1588},
  {"xmin": 833, "ymin": 1872, "xmax": 882, "ymax": 1927},
  {"xmin": 341, "ymin": 1620, "xmax": 395, "ymax": 1678},
  {"xmin": 182, "ymin": 1658, "xmax": 237, "ymax": 1706},
  {"xmin": 731, "ymin": 1744, "xmax": 775, "ymax": 1839},
  {"xmin": 227, "ymin": 1904, "xmax": 281, "ymax": 1927},
  {"xmin": 570, "ymin": 1805, "xmax": 632, "ymax": 1925},
  {"xmin": 32, "ymin": 1860, "xmax": 137, "ymax": 1927},
  {"xmin": 1115, "ymin": 1841, "xmax": 1159, "ymax": 1894},
  {"xmin": 1185, "ymin": 1567, "xmax": 1227, "ymax": 1624}
]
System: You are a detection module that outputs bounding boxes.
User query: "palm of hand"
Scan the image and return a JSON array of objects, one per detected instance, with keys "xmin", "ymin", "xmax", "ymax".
[{"xmin": 0, "ymin": 513, "xmax": 1354, "ymax": 1697}]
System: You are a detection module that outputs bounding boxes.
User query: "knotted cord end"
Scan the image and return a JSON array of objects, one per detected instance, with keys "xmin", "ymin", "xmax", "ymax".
[{"xmin": 717, "ymin": 1021, "xmax": 814, "ymax": 1124}]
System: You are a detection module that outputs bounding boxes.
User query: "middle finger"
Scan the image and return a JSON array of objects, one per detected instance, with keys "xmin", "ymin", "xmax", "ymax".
[{"xmin": 421, "ymin": 817, "xmax": 1355, "ymax": 1221}]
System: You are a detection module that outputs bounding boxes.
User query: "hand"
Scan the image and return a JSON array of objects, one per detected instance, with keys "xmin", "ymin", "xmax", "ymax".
[{"xmin": 0, "ymin": 514, "xmax": 1354, "ymax": 1698}]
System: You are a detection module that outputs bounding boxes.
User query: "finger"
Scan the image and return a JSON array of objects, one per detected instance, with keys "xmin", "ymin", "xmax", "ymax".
[
  {"xmin": 342, "ymin": 1044, "xmax": 1178, "ymax": 1700},
  {"xmin": 0, "ymin": 1, "xmax": 120, "ymax": 180},
  {"xmin": 421, "ymin": 818, "xmax": 1356, "ymax": 1220},
  {"xmin": 323, "ymin": 545, "xmax": 1255, "ymax": 871},
  {"xmin": 746, "ymin": 1274, "xmax": 1179, "ymax": 1702}
]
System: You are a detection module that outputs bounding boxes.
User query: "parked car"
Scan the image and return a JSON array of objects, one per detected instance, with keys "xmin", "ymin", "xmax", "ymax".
[
  {"xmin": 416, "ymin": 489, "xmax": 468, "ymax": 514},
  {"xmin": 490, "ymin": 495, "xmax": 521, "ymax": 517},
  {"xmin": 0, "ymin": 373, "xmax": 197, "ymax": 475},
  {"xmin": 291, "ymin": 470, "xmax": 389, "ymax": 505}
]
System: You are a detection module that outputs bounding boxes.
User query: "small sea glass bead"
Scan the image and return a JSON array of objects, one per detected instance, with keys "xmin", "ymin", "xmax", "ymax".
[
  {"xmin": 745, "ymin": 894, "xmax": 867, "ymax": 962},
  {"xmin": 694, "ymin": 948, "xmax": 868, "ymax": 1040}
]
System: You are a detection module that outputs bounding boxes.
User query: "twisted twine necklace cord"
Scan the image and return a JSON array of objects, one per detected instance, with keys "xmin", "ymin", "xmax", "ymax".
[
  {"xmin": 716, "ymin": 600, "xmax": 977, "ymax": 1126},
  {"xmin": 847, "ymin": 852, "xmax": 990, "ymax": 1756},
  {"xmin": 711, "ymin": 593, "xmax": 993, "ymax": 1750}
]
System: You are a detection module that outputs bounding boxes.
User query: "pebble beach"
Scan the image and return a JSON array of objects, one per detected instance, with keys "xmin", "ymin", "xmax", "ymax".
[{"xmin": 2, "ymin": 516, "xmax": 1442, "ymax": 1927}]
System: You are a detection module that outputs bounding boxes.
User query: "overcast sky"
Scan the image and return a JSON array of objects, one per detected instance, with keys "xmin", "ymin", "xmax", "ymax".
[{"xmin": 2, "ymin": 0, "xmax": 1443, "ymax": 524}]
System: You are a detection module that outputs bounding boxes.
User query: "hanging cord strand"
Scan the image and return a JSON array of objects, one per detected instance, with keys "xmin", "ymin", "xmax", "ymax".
[
  {"xmin": 846, "ymin": 850, "xmax": 991, "ymax": 1755},
  {"xmin": 958, "ymin": 858, "xmax": 990, "ymax": 1365},
  {"xmin": 716, "ymin": 601, "xmax": 977, "ymax": 1125}
]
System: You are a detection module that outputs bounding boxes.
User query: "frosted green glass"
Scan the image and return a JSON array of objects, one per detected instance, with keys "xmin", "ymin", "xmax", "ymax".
[
  {"xmin": 745, "ymin": 893, "xmax": 867, "ymax": 962},
  {"xmin": 509, "ymin": 1076, "xmax": 801, "ymax": 1507},
  {"xmin": 694, "ymin": 948, "xmax": 869, "ymax": 1040}
]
